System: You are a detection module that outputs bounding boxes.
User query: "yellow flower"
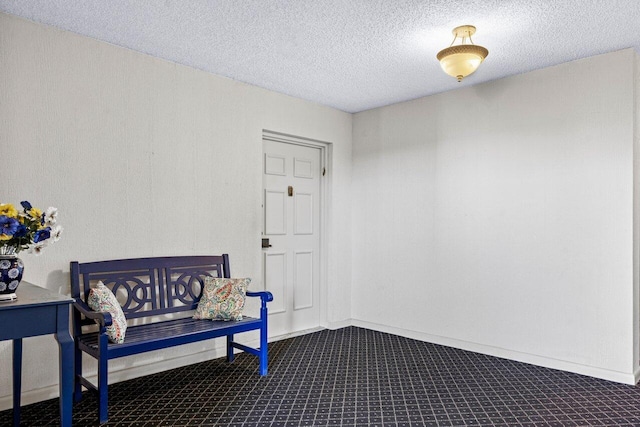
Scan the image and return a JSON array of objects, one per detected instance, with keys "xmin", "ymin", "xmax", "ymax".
[
  {"xmin": 0, "ymin": 234, "xmax": 11, "ymax": 241},
  {"xmin": 29, "ymin": 207, "xmax": 43, "ymax": 220},
  {"xmin": 0, "ymin": 204, "xmax": 18, "ymax": 218}
]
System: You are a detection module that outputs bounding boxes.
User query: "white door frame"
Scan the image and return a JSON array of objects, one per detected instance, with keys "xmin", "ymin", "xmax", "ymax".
[{"xmin": 262, "ymin": 129, "xmax": 330, "ymax": 329}]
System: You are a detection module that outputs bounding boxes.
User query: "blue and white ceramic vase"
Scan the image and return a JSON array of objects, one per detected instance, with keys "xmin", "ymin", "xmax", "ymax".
[{"xmin": 0, "ymin": 255, "xmax": 23, "ymax": 302}]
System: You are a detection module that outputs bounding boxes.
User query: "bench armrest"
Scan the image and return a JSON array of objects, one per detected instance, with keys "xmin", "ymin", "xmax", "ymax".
[
  {"xmin": 74, "ymin": 299, "xmax": 113, "ymax": 327},
  {"xmin": 246, "ymin": 291, "xmax": 273, "ymax": 321},
  {"xmin": 246, "ymin": 291, "xmax": 274, "ymax": 303}
]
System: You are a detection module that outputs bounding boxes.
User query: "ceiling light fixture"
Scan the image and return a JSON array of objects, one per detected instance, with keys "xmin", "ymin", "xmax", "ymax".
[{"xmin": 436, "ymin": 25, "xmax": 488, "ymax": 82}]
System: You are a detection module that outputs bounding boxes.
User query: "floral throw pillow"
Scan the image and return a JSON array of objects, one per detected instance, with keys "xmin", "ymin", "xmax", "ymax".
[
  {"xmin": 87, "ymin": 281, "xmax": 127, "ymax": 344},
  {"xmin": 193, "ymin": 277, "xmax": 251, "ymax": 321}
]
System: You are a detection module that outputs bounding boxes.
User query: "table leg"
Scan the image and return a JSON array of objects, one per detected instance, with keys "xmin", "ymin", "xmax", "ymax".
[
  {"xmin": 12, "ymin": 338, "xmax": 22, "ymax": 427},
  {"xmin": 55, "ymin": 304, "xmax": 74, "ymax": 427}
]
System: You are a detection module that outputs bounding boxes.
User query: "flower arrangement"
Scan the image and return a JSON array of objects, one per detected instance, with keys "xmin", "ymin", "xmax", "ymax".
[{"xmin": 0, "ymin": 201, "xmax": 62, "ymax": 255}]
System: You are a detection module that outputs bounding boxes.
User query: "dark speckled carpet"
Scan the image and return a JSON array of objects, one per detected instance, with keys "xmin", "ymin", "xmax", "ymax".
[{"xmin": 1, "ymin": 326, "xmax": 639, "ymax": 426}]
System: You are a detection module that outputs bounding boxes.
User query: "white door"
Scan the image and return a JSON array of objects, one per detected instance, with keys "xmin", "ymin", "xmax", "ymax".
[{"xmin": 262, "ymin": 138, "xmax": 321, "ymax": 336}]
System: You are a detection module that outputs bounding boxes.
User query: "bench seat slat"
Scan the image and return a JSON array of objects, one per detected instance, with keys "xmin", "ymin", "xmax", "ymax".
[{"xmin": 77, "ymin": 316, "xmax": 262, "ymax": 359}]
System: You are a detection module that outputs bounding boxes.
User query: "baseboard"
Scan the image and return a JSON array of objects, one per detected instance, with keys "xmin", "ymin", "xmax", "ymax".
[
  {"xmin": 270, "ymin": 326, "xmax": 326, "ymax": 342},
  {"xmin": 0, "ymin": 383, "xmax": 61, "ymax": 412},
  {"xmin": 325, "ymin": 318, "xmax": 353, "ymax": 330},
  {"xmin": 351, "ymin": 319, "xmax": 639, "ymax": 385}
]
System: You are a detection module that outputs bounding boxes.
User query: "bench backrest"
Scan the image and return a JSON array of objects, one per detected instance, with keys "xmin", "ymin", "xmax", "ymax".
[{"xmin": 70, "ymin": 255, "xmax": 230, "ymax": 325}]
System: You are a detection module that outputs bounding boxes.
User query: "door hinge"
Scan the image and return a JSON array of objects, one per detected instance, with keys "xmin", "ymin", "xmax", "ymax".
[{"xmin": 322, "ymin": 167, "xmax": 326, "ymax": 176}]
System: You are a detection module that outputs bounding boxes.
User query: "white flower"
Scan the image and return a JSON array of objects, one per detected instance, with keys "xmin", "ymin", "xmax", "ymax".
[
  {"xmin": 8, "ymin": 268, "xmax": 19, "ymax": 279},
  {"xmin": 44, "ymin": 206, "xmax": 58, "ymax": 225},
  {"xmin": 28, "ymin": 241, "xmax": 48, "ymax": 255},
  {"xmin": 50, "ymin": 225, "xmax": 63, "ymax": 242},
  {"xmin": 0, "ymin": 282, "xmax": 6, "ymax": 291},
  {"xmin": 8, "ymin": 280, "xmax": 19, "ymax": 290}
]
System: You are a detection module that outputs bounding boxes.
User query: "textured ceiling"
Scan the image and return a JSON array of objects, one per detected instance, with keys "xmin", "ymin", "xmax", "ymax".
[{"xmin": 1, "ymin": 1, "xmax": 640, "ymax": 113}]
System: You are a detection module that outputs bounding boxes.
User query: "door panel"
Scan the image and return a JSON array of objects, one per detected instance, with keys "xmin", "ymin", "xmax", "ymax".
[
  {"xmin": 264, "ymin": 251, "xmax": 286, "ymax": 314},
  {"xmin": 294, "ymin": 157, "xmax": 314, "ymax": 178},
  {"xmin": 264, "ymin": 190, "xmax": 287, "ymax": 235},
  {"xmin": 294, "ymin": 193, "xmax": 313, "ymax": 235},
  {"xmin": 294, "ymin": 250, "xmax": 313, "ymax": 310},
  {"xmin": 263, "ymin": 139, "xmax": 321, "ymax": 335},
  {"xmin": 265, "ymin": 154, "xmax": 286, "ymax": 175}
]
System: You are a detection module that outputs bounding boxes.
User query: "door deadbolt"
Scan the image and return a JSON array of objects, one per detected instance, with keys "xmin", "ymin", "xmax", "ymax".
[{"xmin": 288, "ymin": 186, "xmax": 293, "ymax": 197}]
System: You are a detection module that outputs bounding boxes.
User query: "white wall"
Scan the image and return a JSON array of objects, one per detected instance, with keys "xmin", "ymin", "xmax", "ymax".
[
  {"xmin": 0, "ymin": 12, "xmax": 352, "ymax": 407},
  {"xmin": 352, "ymin": 49, "xmax": 639, "ymax": 384}
]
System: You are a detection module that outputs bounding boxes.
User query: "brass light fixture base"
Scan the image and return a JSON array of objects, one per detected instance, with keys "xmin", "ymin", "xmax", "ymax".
[{"xmin": 452, "ymin": 25, "xmax": 476, "ymax": 38}]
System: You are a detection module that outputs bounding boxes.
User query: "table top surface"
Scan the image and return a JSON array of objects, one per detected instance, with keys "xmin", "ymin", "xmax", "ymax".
[{"xmin": 0, "ymin": 281, "xmax": 73, "ymax": 310}]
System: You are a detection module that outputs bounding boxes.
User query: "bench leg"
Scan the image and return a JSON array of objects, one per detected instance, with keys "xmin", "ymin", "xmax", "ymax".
[
  {"xmin": 97, "ymin": 336, "xmax": 109, "ymax": 424},
  {"xmin": 258, "ymin": 312, "xmax": 269, "ymax": 377},
  {"xmin": 227, "ymin": 334, "xmax": 235, "ymax": 363},
  {"xmin": 73, "ymin": 342, "xmax": 83, "ymax": 402},
  {"xmin": 259, "ymin": 316, "xmax": 268, "ymax": 376}
]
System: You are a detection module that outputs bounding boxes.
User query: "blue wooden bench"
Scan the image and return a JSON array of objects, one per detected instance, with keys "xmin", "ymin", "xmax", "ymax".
[{"xmin": 70, "ymin": 255, "xmax": 272, "ymax": 424}]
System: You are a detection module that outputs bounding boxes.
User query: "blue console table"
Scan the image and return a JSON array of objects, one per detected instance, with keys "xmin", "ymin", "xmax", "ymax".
[{"xmin": 0, "ymin": 281, "xmax": 74, "ymax": 427}]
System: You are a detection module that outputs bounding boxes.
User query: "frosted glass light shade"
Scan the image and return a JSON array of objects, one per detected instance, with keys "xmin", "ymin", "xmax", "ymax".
[{"xmin": 437, "ymin": 44, "xmax": 489, "ymax": 82}]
